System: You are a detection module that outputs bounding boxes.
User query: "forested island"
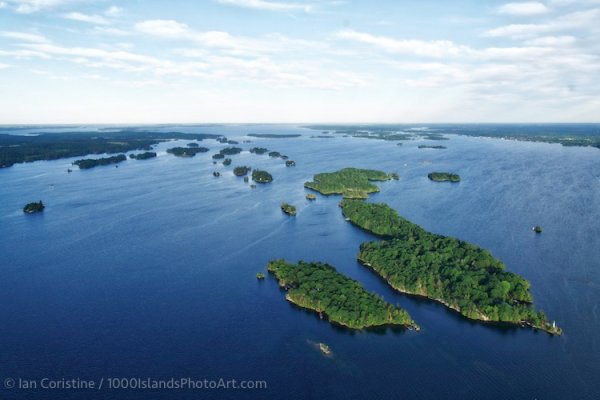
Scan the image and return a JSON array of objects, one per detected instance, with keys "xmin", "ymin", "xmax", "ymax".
[
  {"xmin": 252, "ymin": 169, "xmax": 273, "ymax": 183},
  {"xmin": 419, "ymin": 145, "xmax": 447, "ymax": 149},
  {"xmin": 0, "ymin": 130, "xmax": 219, "ymax": 168},
  {"xmin": 73, "ymin": 154, "xmax": 127, "ymax": 169},
  {"xmin": 428, "ymin": 172, "xmax": 461, "ymax": 182},
  {"xmin": 212, "ymin": 153, "xmax": 225, "ymax": 160},
  {"xmin": 267, "ymin": 259, "xmax": 417, "ymax": 330},
  {"xmin": 249, "ymin": 147, "xmax": 268, "ymax": 155},
  {"xmin": 167, "ymin": 146, "xmax": 209, "ymax": 157},
  {"xmin": 187, "ymin": 142, "xmax": 200, "ymax": 148},
  {"xmin": 304, "ymin": 168, "xmax": 396, "ymax": 199},
  {"xmin": 248, "ymin": 133, "xmax": 301, "ymax": 138},
  {"xmin": 219, "ymin": 147, "xmax": 243, "ymax": 156},
  {"xmin": 233, "ymin": 166, "xmax": 251, "ymax": 176},
  {"xmin": 223, "ymin": 158, "xmax": 232, "ymax": 166},
  {"xmin": 129, "ymin": 152, "xmax": 157, "ymax": 160},
  {"xmin": 281, "ymin": 203, "xmax": 297, "ymax": 216},
  {"xmin": 285, "ymin": 160, "xmax": 296, "ymax": 167},
  {"xmin": 23, "ymin": 201, "xmax": 45, "ymax": 214},
  {"xmin": 340, "ymin": 200, "xmax": 561, "ymax": 335}
]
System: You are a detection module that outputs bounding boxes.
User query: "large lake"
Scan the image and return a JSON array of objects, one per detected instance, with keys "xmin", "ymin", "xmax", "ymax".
[{"xmin": 1, "ymin": 124, "xmax": 599, "ymax": 399}]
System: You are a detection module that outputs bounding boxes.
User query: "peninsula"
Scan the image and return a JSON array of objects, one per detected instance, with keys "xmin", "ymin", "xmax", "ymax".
[
  {"xmin": 267, "ymin": 259, "xmax": 417, "ymax": 330},
  {"xmin": 340, "ymin": 200, "xmax": 561, "ymax": 335},
  {"xmin": 304, "ymin": 168, "xmax": 396, "ymax": 199}
]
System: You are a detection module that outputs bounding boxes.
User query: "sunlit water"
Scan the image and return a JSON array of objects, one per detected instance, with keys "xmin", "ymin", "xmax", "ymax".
[{"xmin": 1, "ymin": 124, "xmax": 599, "ymax": 399}]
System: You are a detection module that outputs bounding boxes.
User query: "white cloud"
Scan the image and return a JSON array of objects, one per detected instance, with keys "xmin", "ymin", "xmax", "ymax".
[
  {"xmin": 334, "ymin": 29, "xmax": 469, "ymax": 58},
  {"xmin": 63, "ymin": 11, "xmax": 109, "ymax": 25},
  {"xmin": 524, "ymin": 35, "xmax": 576, "ymax": 46},
  {"xmin": 0, "ymin": 63, "xmax": 10, "ymax": 69},
  {"xmin": 0, "ymin": 31, "xmax": 50, "ymax": 43},
  {"xmin": 497, "ymin": 2, "xmax": 550, "ymax": 16},
  {"xmin": 0, "ymin": 2, "xmax": 7, "ymax": 8},
  {"xmin": 93, "ymin": 27, "xmax": 130, "ymax": 36},
  {"xmin": 486, "ymin": 8, "xmax": 600, "ymax": 38},
  {"xmin": 217, "ymin": 0, "xmax": 312, "ymax": 12},
  {"xmin": 5, "ymin": 0, "xmax": 78, "ymax": 14},
  {"xmin": 135, "ymin": 20, "xmax": 190, "ymax": 37},
  {"xmin": 105, "ymin": 5, "xmax": 122, "ymax": 16}
]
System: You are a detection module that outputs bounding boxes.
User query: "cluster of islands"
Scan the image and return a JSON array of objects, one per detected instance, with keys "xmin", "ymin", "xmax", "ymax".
[
  {"xmin": 7, "ymin": 127, "xmax": 561, "ymax": 337},
  {"xmin": 263, "ymin": 167, "xmax": 560, "ymax": 335}
]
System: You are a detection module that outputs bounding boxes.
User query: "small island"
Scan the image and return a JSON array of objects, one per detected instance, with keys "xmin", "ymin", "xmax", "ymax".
[
  {"xmin": 306, "ymin": 193, "xmax": 317, "ymax": 201},
  {"xmin": 233, "ymin": 166, "xmax": 251, "ymax": 176},
  {"xmin": 268, "ymin": 151, "xmax": 282, "ymax": 158},
  {"xmin": 256, "ymin": 272, "xmax": 265, "ymax": 280},
  {"xmin": 281, "ymin": 203, "xmax": 297, "ymax": 216},
  {"xmin": 23, "ymin": 201, "xmax": 45, "ymax": 214},
  {"xmin": 223, "ymin": 158, "xmax": 232, "ymax": 166},
  {"xmin": 219, "ymin": 147, "xmax": 243, "ymax": 156},
  {"xmin": 340, "ymin": 199, "xmax": 561, "ymax": 335},
  {"xmin": 249, "ymin": 147, "xmax": 269, "ymax": 155},
  {"xmin": 212, "ymin": 153, "xmax": 225, "ymax": 160},
  {"xmin": 129, "ymin": 151, "xmax": 157, "ymax": 160},
  {"xmin": 285, "ymin": 160, "xmax": 296, "ymax": 167},
  {"xmin": 304, "ymin": 168, "xmax": 396, "ymax": 199},
  {"xmin": 428, "ymin": 172, "xmax": 461, "ymax": 182},
  {"xmin": 418, "ymin": 145, "xmax": 447, "ymax": 149},
  {"xmin": 267, "ymin": 259, "xmax": 417, "ymax": 330},
  {"xmin": 534, "ymin": 226, "xmax": 543, "ymax": 234},
  {"xmin": 213, "ymin": 171, "xmax": 220, "ymax": 177},
  {"xmin": 167, "ymin": 147, "xmax": 209, "ymax": 157},
  {"xmin": 73, "ymin": 154, "xmax": 127, "ymax": 169},
  {"xmin": 252, "ymin": 169, "xmax": 273, "ymax": 184},
  {"xmin": 187, "ymin": 142, "xmax": 200, "ymax": 148}
]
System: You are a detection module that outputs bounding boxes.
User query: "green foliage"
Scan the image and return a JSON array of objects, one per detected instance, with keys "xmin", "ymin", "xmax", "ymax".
[
  {"xmin": 129, "ymin": 152, "xmax": 157, "ymax": 160},
  {"xmin": 212, "ymin": 153, "xmax": 225, "ymax": 160},
  {"xmin": 252, "ymin": 169, "xmax": 273, "ymax": 183},
  {"xmin": 187, "ymin": 142, "xmax": 200, "ymax": 147},
  {"xmin": 268, "ymin": 151, "xmax": 281, "ymax": 158},
  {"xmin": 167, "ymin": 147, "xmax": 209, "ymax": 157},
  {"xmin": 73, "ymin": 154, "xmax": 127, "ymax": 169},
  {"xmin": 222, "ymin": 158, "xmax": 232, "ymax": 166},
  {"xmin": 23, "ymin": 201, "xmax": 45, "ymax": 214},
  {"xmin": 234, "ymin": 166, "xmax": 251, "ymax": 176},
  {"xmin": 249, "ymin": 147, "xmax": 268, "ymax": 155},
  {"xmin": 341, "ymin": 200, "xmax": 557, "ymax": 332},
  {"xmin": 256, "ymin": 272, "xmax": 265, "ymax": 280},
  {"xmin": 306, "ymin": 193, "xmax": 317, "ymax": 201},
  {"xmin": 285, "ymin": 160, "xmax": 296, "ymax": 167},
  {"xmin": 219, "ymin": 147, "xmax": 243, "ymax": 156},
  {"xmin": 428, "ymin": 172, "xmax": 461, "ymax": 182},
  {"xmin": 0, "ymin": 130, "xmax": 218, "ymax": 168},
  {"xmin": 267, "ymin": 259, "xmax": 416, "ymax": 329},
  {"xmin": 304, "ymin": 168, "xmax": 393, "ymax": 199},
  {"xmin": 281, "ymin": 203, "xmax": 297, "ymax": 216},
  {"xmin": 534, "ymin": 226, "xmax": 543, "ymax": 234}
]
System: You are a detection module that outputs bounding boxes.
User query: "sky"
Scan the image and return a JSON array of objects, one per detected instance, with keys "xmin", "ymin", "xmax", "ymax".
[{"xmin": 0, "ymin": 0, "xmax": 599, "ymax": 123}]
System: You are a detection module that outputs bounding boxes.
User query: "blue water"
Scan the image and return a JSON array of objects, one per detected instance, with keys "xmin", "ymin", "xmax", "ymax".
[{"xmin": 1, "ymin": 125, "xmax": 599, "ymax": 399}]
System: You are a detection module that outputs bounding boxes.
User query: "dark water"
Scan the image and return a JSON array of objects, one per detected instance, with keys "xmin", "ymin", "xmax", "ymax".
[{"xmin": 1, "ymin": 125, "xmax": 599, "ymax": 399}]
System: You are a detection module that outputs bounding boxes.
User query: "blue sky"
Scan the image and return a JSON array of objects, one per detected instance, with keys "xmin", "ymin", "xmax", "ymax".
[{"xmin": 0, "ymin": 0, "xmax": 598, "ymax": 123}]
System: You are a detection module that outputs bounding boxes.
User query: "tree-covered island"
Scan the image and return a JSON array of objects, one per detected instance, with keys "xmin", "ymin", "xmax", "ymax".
[
  {"xmin": 267, "ymin": 259, "xmax": 418, "ymax": 330},
  {"xmin": 23, "ymin": 201, "xmax": 45, "ymax": 214},
  {"xmin": 249, "ymin": 147, "xmax": 269, "ymax": 155},
  {"xmin": 428, "ymin": 172, "xmax": 461, "ymax": 182},
  {"xmin": 304, "ymin": 168, "xmax": 397, "ymax": 199},
  {"xmin": 219, "ymin": 147, "xmax": 243, "ymax": 156},
  {"xmin": 233, "ymin": 166, "xmax": 251, "ymax": 176},
  {"xmin": 281, "ymin": 203, "xmax": 297, "ymax": 216},
  {"xmin": 212, "ymin": 153, "xmax": 225, "ymax": 160},
  {"xmin": 340, "ymin": 200, "xmax": 561, "ymax": 335},
  {"xmin": 248, "ymin": 133, "xmax": 301, "ymax": 138},
  {"xmin": 252, "ymin": 169, "xmax": 273, "ymax": 183},
  {"xmin": 418, "ymin": 145, "xmax": 447, "ymax": 149},
  {"xmin": 129, "ymin": 152, "xmax": 157, "ymax": 160},
  {"xmin": 167, "ymin": 147, "xmax": 209, "ymax": 157},
  {"xmin": 73, "ymin": 154, "xmax": 127, "ymax": 169},
  {"xmin": 223, "ymin": 158, "xmax": 232, "ymax": 166},
  {"xmin": 285, "ymin": 160, "xmax": 296, "ymax": 167}
]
